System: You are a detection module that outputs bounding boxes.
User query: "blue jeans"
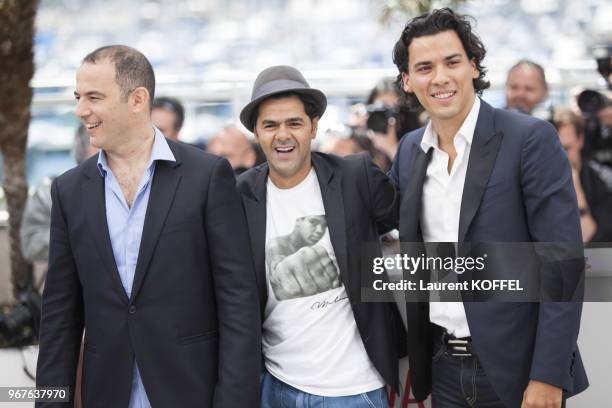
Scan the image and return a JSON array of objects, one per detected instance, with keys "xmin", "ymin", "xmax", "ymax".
[
  {"xmin": 261, "ymin": 371, "xmax": 389, "ymax": 408},
  {"xmin": 431, "ymin": 333, "xmax": 566, "ymax": 408}
]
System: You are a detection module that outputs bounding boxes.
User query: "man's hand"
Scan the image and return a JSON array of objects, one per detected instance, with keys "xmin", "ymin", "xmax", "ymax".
[
  {"xmin": 521, "ymin": 380, "xmax": 562, "ymax": 408},
  {"xmin": 270, "ymin": 246, "xmax": 340, "ymax": 300}
]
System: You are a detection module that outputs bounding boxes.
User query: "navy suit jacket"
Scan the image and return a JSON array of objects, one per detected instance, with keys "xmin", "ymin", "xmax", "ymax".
[
  {"xmin": 389, "ymin": 100, "xmax": 588, "ymax": 407},
  {"xmin": 36, "ymin": 140, "xmax": 261, "ymax": 407}
]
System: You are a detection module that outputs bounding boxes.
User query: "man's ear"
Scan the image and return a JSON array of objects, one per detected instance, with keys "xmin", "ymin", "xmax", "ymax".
[
  {"xmin": 130, "ymin": 86, "xmax": 150, "ymax": 113},
  {"xmin": 470, "ymin": 59, "xmax": 479, "ymax": 80},
  {"xmin": 311, "ymin": 117, "xmax": 320, "ymax": 139},
  {"xmin": 401, "ymin": 72, "xmax": 413, "ymax": 93}
]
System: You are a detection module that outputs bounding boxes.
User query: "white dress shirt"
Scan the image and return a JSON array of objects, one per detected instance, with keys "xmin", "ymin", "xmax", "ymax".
[{"xmin": 420, "ymin": 96, "xmax": 480, "ymax": 338}]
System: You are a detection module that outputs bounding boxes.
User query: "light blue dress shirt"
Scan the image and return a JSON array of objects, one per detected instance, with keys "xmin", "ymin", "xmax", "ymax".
[{"xmin": 97, "ymin": 128, "xmax": 175, "ymax": 408}]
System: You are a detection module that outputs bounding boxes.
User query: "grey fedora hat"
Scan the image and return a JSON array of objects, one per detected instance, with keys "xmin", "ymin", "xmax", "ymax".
[{"xmin": 240, "ymin": 65, "xmax": 327, "ymax": 132}]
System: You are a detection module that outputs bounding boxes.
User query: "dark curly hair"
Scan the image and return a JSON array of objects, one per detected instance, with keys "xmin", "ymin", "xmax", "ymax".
[{"xmin": 392, "ymin": 8, "xmax": 490, "ymax": 111}]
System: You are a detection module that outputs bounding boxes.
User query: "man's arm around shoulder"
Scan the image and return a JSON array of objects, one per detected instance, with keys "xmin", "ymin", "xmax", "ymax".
[{"xmin": 357, "ymin": 153, "xmax": 399, "ymax": 231}]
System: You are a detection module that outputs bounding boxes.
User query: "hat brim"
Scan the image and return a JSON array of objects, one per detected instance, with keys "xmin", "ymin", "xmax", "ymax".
[{"xmin": 240, "ymin": 86, "xmax": 327, "ymax": 132}]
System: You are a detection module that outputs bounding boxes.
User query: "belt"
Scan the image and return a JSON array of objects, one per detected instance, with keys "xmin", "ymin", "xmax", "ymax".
[{"xmin": 434, "ymin": 325, "xmax": 474, "ymax": 358}]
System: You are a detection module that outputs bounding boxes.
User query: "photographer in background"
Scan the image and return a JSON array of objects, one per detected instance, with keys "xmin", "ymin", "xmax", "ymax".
[
  {"xmin": 574, "ymin": 46, "xmax": 612, "ymax": 189},
  {"xmin": 576, "ymin": 90, "xmax": 612, "ymax": 168},
  {"xmin": 364, "ymin": 78, "xmax": 422, "ymax": 163},
  {"xmin": 553, "ymin": 107, "xmax": 612, "ymax": 242}
]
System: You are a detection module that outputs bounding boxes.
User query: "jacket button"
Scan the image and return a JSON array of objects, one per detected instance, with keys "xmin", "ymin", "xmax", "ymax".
[{"xmin": 128, "ymin": 305, "xmax": 136, "ymax": 314}]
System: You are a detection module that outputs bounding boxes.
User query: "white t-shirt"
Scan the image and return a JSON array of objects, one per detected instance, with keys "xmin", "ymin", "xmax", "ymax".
[{"xmin": 263, "ymin": 168, "xmax": 384, "ymax": 396}]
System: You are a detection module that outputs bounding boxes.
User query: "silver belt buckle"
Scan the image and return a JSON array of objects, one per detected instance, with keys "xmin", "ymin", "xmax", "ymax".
[{"xmin": 447, "ymin": 338, "xmax": 472, "ymax": 357}]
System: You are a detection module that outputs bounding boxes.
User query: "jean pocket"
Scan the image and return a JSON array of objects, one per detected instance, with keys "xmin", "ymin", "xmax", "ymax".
[{"xmin": 360, "ymin": 388, "xmax": 387, "ymax": 408}]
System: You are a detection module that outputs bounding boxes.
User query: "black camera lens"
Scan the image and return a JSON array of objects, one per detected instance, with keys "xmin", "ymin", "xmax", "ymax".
[
  {"xmin": 367, "ymin": 111, "xmax": 389, "ymax": 133},
  {"xmin": 366, "ymin": 104, "xmax": 397, "ymax": 134},
  {"xmin": 0, "ymin": 288, "xmax": 41, "ymax": 347}
]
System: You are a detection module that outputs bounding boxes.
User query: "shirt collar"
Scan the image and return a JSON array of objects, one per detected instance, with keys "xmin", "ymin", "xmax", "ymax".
[
  {"xmin": 97, "ymin": 127, "xmax": 176, "ymax": 177},
  {"xmin": 420, "ymin": 96, "xmax": 481, "ymax": 153}
]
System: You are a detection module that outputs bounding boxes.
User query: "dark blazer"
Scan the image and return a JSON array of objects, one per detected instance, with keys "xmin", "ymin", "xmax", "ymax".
[
  {"xmin": 389, "ymin": 100, "xmax": 589, "ymax": 407},
  {"xmin": 237, "ymin": 152, "xmax": 407, "ymax": 394},
  {"xmin": 36, "ymin": 140, "xmax": 261, "ymax": 408}
]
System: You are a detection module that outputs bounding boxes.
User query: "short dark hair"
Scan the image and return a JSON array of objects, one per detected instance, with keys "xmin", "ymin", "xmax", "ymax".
[
  {"xmin": 392, "ymin": 8, "xmax": 490, "ymax": 110},
  {"xmin": 83, "ymin": 45, "xmax": 155, "ymax": 106},
  {"xmin": 507, "ymin": 59, "xmax": 548, "ymax": 89},
  {"xmin": 251, "ymin": 92, "xmax": 319, "ymax": 130},
  {"xmin": 153, "ymin": 96, "xmax": 185, "ymax": 131}
]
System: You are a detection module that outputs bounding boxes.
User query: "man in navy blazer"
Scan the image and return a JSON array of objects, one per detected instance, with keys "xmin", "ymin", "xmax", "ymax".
[
  {"xmin": 389, "ymin": 9, "xmax": 588, "ymax": 408},
  {"xmin": 36, "ymin": 45, "xmax": 261, "ymax": 407}
]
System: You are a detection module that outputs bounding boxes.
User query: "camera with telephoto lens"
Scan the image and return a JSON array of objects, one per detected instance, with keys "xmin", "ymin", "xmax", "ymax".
[
  {"xmin": 575, "ymin": 46, "xmax": 612, "ymax": 165},
  {"xmin": 366, "ymin": 103, "xmax": 397, "ymax": 134},
  {"xmin": 0, "ymin": 281, "xmax": 41, "ymax": 348}
]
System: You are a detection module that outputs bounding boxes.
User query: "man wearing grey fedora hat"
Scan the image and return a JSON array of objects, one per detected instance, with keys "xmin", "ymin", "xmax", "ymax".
[{"xmin": 236, "ymin": 65, "xmax": 407, "ymax": 407}]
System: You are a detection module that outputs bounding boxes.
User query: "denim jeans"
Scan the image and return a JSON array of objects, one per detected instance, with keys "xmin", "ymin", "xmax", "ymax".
[
  {"xmin": 431, "ymin": 346, "xmax": 505, "ymax": 408},
  {"xmin": 261, "ymin": 370, "xmax": 389, "ymax": 408},
  {"xmin": 431, "ymin": 334, "xmax": 566, "ymax": 408}
]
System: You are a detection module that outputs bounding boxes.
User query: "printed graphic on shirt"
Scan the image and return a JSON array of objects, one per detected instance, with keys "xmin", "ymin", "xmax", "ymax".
[{"xmin": 265, "ymin": 215, "xmax": 341, "ymax": 300}]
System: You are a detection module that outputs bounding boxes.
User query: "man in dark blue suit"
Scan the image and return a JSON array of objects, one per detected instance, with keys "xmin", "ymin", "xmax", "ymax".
[{"xmin": 389, "ymin": 9, "xmax": 588, "ymax": 408}]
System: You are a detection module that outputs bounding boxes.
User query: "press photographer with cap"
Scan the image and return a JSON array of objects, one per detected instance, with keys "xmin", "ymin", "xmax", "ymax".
[{"xmin": 236, "ymin": 65, "xmax": 407, "ymax": 407}]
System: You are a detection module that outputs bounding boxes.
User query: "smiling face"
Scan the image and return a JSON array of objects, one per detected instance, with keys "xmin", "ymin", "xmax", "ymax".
[
  {"xmin": 74, "ymin": 59, "xmax": 132, "ymax": 152},
  {"xmin": 254, "ymin": 95, "xmax": 318, "ymax": 188},
  {"xmin": 401, "ymin": 30, "xmax": 479, "ymax": 130}
]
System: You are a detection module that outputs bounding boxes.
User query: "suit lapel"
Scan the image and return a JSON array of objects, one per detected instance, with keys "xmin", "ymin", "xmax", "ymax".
[
  {"xmin": 82, "ymin": 161, "xmax": 128, "ymax": 304},
  {"xmin": 312, "ymin": 154, "xmax": 351, "ymax": 289},
  {"xmin": 130, "ymin": 159, "xmax": 182, "ymax": 302},
  {"xmin": 399, "ymin": 144, "xmax": 432, "ymax": 243},
  {"xmin": 458, "ymin": 101, "xmax": 503, "ymax": 242},
  {"xmin": 242, "ymin": 165, "xmax": 269, "ymax": 303}
]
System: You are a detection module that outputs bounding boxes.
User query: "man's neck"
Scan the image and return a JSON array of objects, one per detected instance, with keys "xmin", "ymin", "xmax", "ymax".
[
  {"xmin": 431, "ymin": 96, "xmax": 476, "ymax": 146},
  {"xmin": 106, "ymin": 124, "xmax": 155, "ymax": 172},
  {"xmin": 269, "ymin": 160, "xmax": 312, "ymax": 189}
]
